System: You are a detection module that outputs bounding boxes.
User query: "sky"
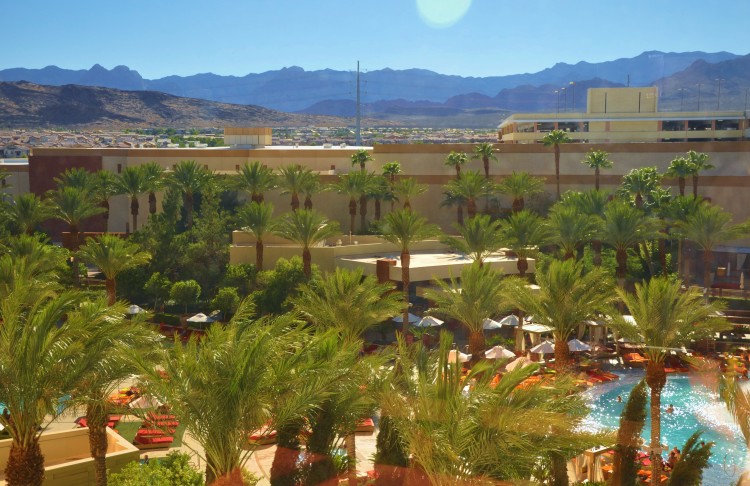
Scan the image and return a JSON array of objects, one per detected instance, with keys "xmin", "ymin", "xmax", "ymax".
[{"xmin": 4, "ymin": 0, "xmax": 749, "ymax": 79}]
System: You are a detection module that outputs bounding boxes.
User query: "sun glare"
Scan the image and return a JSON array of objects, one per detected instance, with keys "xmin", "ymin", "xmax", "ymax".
[{"xmin": 416, "ymin": 0, "xmax": 472, "ymax": 28}]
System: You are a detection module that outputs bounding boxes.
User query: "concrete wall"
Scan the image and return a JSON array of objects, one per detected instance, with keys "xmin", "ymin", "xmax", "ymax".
[{"xmin": 0, "ymin": 428, "xmax": 141, "ymax": 485}]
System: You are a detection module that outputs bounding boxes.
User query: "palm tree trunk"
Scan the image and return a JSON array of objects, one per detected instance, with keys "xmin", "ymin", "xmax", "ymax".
[
  {"xmin": 512, "ymin": 197, "xmax": 523, "ymax": 213},
  {"xmin": 106, "ymin": 278, "xmax": 116, "ymax": 306},
  {"xmin": 467, "ymin": 198, "xmax": 477, "ymax": 219},
  {"xmin": 374, "ymin": 415, "xmax": 408, "ymax": 486},
  {"xmin": 401, "ymin": 251, "xmax": 410, "ymax": 335},
  {"xmin": 303, "ymin": 248, "xmax": 312, "ymax": 278},
  {"xmin": 304, "ymin": 195, "xmax": 313, "ymax": 210},
  {"xmin": 554, "ymin": 145, "xmax": 561, "ymax": 200},
  {"xmin": 130, "ymin": 196, "xmax": 139, "ymax": 232},
  {"xmin": 270, "ymin": 423, "xmax": 302, "ymax": 486},
  {"xmin": 5, "ymin": 438, "xmax": 45, "ymax": 486},
  {"xmin": 468, "ymin": 331, "xmax": 485, "ymax": 363},
  {"xmin": 349, "ymin": 198, "xmax": 357, "ymax": 235},
  {"xmin": 692, "ymin": 175, "xmax": 699, "ymax": 199},
  {"xmin": 205, "ymin": 460, "xmax": 217, "ymax": 486},
  {"xmin": 101, "ymin": 200, "xmax": 110, "ymax": 233},
  {"xmin": 346, "ymin": 433, "xmax": 357, "ymax": 486},
  {"xmin": 374, "ymin": 200, "xmax": 381, "ymax": 221},
  {"xmin": 616, "ymin": 248, "xmax": 628, "ymax": 283},
  {"xmin": 554, "ymin": 337, "xmax": 571, "ymax": 370},
  {"xmin": 360, "ymin": 195, "xmax": 368, "ymax": 232},
  {"xmin": 87, "ymin": 405, "xmax": 109, "ymax": 486},
  {"xmin": 658, "ymin": 236, "xmax": 667, "ymax": 276},
  {"xmin": 595, "ymin": 167, "xmax": 600, "ymax": 190},
  {"xmin": 517, "ymin": 257, "xmax": 528, "ymax": 277},
  {"xmin": 256, "ymin": 240, "xmax": 264, "ymax": 271},
  {"xmin": 149, "ymin": 191, "xmax": 157, "ymax": 214},
  {"xmin": 549, "ymin": 451, "xmax": 568, "ymax": 486},
  {"xmin": 483, "ymin": 156, "xmax": 490, "ymax": 179},
  {"xmin": 291, "ymin": 192, "xmax": 300, "ymax": 211},
  {"xmin": 592, "ymin": 240, "xmax": 602, "ymax": 267},
  {"xmin": 703, "ymin": 247, "xmax": 713, "ymax": 292},
  {"xmin": 185, "ymin": 192, "xmax": 194, "ymax": 229},
  {"xmin": 456, "ymin": 204, "xmax": 464, "ymax": 226},
  {"xmin": 646, "ymin": 361, "xmax": 667, "ymax": 484},
  {"xmin": 251, "ymin": 192, "xmax": 263, "ymax": 204},
  {"xmin": 678, "ymin": 177, "xmax": 686, "ymax": 197}
]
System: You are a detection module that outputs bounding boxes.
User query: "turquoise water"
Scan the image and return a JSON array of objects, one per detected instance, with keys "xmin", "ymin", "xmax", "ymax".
[{"xmin": 581, "ymin": 370, "xmax": 748, "ymax": 486}]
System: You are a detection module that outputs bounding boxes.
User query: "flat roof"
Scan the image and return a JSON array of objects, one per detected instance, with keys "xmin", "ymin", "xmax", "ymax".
[{"xmin": 338, "ymin": 250, "xmax": 510, "ymax": 269}]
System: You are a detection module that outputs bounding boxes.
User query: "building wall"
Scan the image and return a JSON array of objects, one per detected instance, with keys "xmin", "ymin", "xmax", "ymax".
[{"xmin": 587, "ymin": 87, "xmax": 658, "ymax": 114}]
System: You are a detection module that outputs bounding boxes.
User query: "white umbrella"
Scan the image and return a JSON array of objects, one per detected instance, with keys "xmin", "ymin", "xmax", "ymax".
[
  {"xmin": 482, "ymin": 318, "xmax": 502, "ymax": 330},
  {"xmin": 498, "ymin": 315, "xmax": 519, "ymax": 327},
  {"xmin": 187, "ymin": 313, "xmax": 215, "ymax": 323},
  {"xmin": 485, "ymin": 345, "xmax": 516, "ymax": 360},
  {"xmin": 530, "ymin": 340, "xmax": 555, "ymax": 354},
  {"xmin": 128, "ymin": 395, "xmax": 163, "ymax": 409},
  {"xmin": 505, "ymin": 356, "xmax": 534, "ymax": 371},
  {"xmin": 126, "ymin": 304, "xmax": 145, "ymax": 315},
  {"xmin": 415, "ymin": 316, "xmax": 443, "ymax": 328},
  {"xmin": 448, "ymin": 349, "xmax": 471, "ymax": 363},
  {"xmin": 567, "ymin": 338, "xmax": 592, "ymax": 352},
  {"xmin": 393, "ymin": 313, "xmax": 420, "ymax": 324}
]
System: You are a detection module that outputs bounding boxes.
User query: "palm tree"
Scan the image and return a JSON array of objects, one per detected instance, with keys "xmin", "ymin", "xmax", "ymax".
[
  {"xmin": 471, "ymin": 142, "xmax": 497, "ymax": 180},
  {"xmin": 547, "ymin": 203, "xmax": 600, "ymax": 260},
  {"xmin": 441, "ymin": 190, "xmax": 466, "ymax": 226},
  {"xmin": 661, "ymin": 196, "xmax": 702, "ymax": 285},
  {"xmin": 233, "ymin": 161, "xmax": 277, "ymax": 203},
  {"xmin": 499, "ymin": 209, "xmax": 551, "ymax": 276},
  {"xmin": 665, "ymin": 156, "xmax": 694, "ymax": 197},
  {"xmin": 5, "ymin": 193, "xmax": 52, "ymax": 235},
  {"xmin": 496, "ymin": 171, "xmax": 545, "ymax": 212},
  {"xmin": 0, "ymin": 280, "xmax": 129, "ymax": 486},
  {"xmin": 300, "ymin": 170, "xmax": 322, "ymax": 210},
  {"xmin": 382, "ymin": 161, "xmax": 402, "ymax": 212},
  {"xmin": 369, "ymin": 175, "xmax": 393, "ymax": 221},
  {"xmin": 425, "ymin": 263, "xmax": 506, "ymax": 359},
  {"xmin": 564, "ymin": 189, "xmax": 609, "ymax": 266},
  {"xmin": 444, "ymin": 151, "xmax": 468, "ymax": 179},
  {"xmin": 685, "ymin": 150, "xmax": 713, "ymax": 199},
  {"xmin": 275, "ymin": 209, "xmax": 340, "ymax": 277},
  {"xmin": 351, "ymin": 148, "xmax": 373, "ymax": 172},
  {"xmin": 610, "ymin": 380, "xmax": 648, "ymax": 486},
  {"xmin": 440, "ymin": 214, "xmax": 504, "ymax": 266},
  {"xmin": 141, "ymin": 161, "xmax": 165, "ymax": 215},
  {"xmin": 334, "ymin": 173, "xmax": 365, "ymax": 234},
  {"xmin": 77, "ymin": 234, "xmax": 151, "ymax": 305},
  {"xmin": 541, "ymin": 129, "xmax": 571, "ymax": 200},
  {"xmin": 614, "ymin": 278, "xmax": 728, "ymax": 482},
  {"xmin": 90, "ymin": 170, "xmax": 120, "ymax": 231},
  {"xmin": 620, "ymin": 167, "xmax": 661, "ymax": 209},
  {"xmin": 444, "ymin": 170, "xmax": 493, "ymax": 218},
  {"xmin": 278, "ymin": 164, "xmax": 310, "ymax": 211},
  {"xmin": 54, "ymin": 167, "xmax": 94, "ymax": 191},
  {"xmin": 504, "ymin": 259, "xmax": 616, "ymax": 368},
  {"xmin": 679, "ymin": 202, "xmax": 750, "ymax": 290},
  {"xmin": 168, "ymin": 160, "xmax": 214, "ymax": 229},
  {"xmin": 47, "ymin": 186, "xmax": 105, "ymax": 249},
  {"xmin": 237, "ymin": 202, "xmax": 277, "ymax": 271},
  {"xmin": 115, "ymin": 166, "xmax": 148, "ymax": 232},
  {"xmin": 393, "ymin": 177, "xmax": 428, "ymax": 211},
  {"xmin": 379, "ymin": 209, "xmax": 440, "ymax": 334},
  {"xmin": 581, "ymin": 149, "xmax": 613, "ymax": 190},
  {"xmin": 601, "ymin": 201, "xmax": 660, "ymax": 286}
]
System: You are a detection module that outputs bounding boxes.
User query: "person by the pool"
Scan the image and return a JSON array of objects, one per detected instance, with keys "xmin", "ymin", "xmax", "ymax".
[{"xmin": 666, "ymin": 404, "xmax": 674, "ymax": 414}]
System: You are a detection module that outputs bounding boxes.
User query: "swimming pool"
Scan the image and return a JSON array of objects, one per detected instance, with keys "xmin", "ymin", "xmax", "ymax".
[{"xmin": 580, "ymin": 370, "xmax": 748, "ymax": 486}]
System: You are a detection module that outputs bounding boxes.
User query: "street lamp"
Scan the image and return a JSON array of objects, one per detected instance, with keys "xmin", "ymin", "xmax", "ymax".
[
  {"xmin": 676, "ymin": 87, "xmax": 687, "ymax": 111},
  {"xmin": 569, "ymin": 81, "xmax": 576, "ymax": 112},
  {"xmin": 554, "ymin": 90, "xmax": 560, "ymax": 114},
  {"xmin": 561, "ymin": 87, "xmax": 567, "ymax": 112},
  {"xmin": 696, "ymin": 83, "xmax": 704, "ymax": 111},
  {"xmin": 716, "ymin": 78, "xmax": 725, "ymax": 110}
]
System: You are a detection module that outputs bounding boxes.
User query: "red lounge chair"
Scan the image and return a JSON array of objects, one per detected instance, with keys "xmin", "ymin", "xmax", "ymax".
[
  {"xmin": 136, "ymin": 428, "xmax": 166, "ymax": 437},
  {"xmin": 248, "ymin": 426, "xmax": 277, "ymax": 445},
  {"xmin": 134, "ymin": 435, "xmax": 174, "ymax": 449},
  {"xmin": 355, "ymin": 418, "xmax": 375, "ymax": 433}
]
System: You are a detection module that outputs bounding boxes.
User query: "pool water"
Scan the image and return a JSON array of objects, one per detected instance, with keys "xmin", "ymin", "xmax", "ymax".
[{"xmin": 581, "ymin": 370, "xmax": 748, "ymax": 486}]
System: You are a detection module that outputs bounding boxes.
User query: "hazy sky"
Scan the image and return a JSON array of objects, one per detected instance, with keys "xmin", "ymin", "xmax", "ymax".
[{"xmin": 6, "ymin": 0, "xmax": 748, "ymax": 78}]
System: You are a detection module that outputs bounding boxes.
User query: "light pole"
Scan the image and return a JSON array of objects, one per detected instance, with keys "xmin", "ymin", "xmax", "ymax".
[
  {"xmin": 555, "ymin": 90, "xmax": 560, "ymax": 114},
  {"xmin": 677, "ymin": 88, "xmax": 687, "ymax": 111},
  {"xmin": 569, "ymin": 81, "xmax": 576, "ymax": 112},
  {"xmin": 561, "ymin": 87, "xmax": 567, "ymax": 112},
  {"xmin": 696, "ymin": 83, "xmax": 704, "ymax": 111},
  {"xmin": 716, "ymin": 78, "xmax": 725, "ymax": 110},
  {"xmin": 745, "ymin": 88, "xmax": 749, "ymax": 111}
]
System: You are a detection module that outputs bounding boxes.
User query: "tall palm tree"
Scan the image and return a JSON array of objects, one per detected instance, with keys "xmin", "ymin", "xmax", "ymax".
[
  {"xmin": 679, "ymin": 202, "xmax": 750, "ymax": 290},
  {"xmin": 601, "ymin": 201, "xmax": 661, "ymax": 286},
  {"xmin": 661, "ymin": 196, "xmax": 702, "ymax": 284},
  {"xmin": 351, "ymin": 149, "xmax": 373, "ymax": 172},
  {"xmin": 564, "ymin": 189, "xmax": 609, "ymax": 266},
  {"xmin": 440, "ymin": 214, "xmax": 504, "ymax": 266},
  {"xmin": 0, "ymin": 281, "xmax": 128, "ymax": 486},
  {"xmin": 547, "ymin": 203, "xmax": 600, "ymax": 260},
  {"xmin": 77, "ymin": 234, "xmax": 151, "ymax": 305},
  {"xmin": 665, "ymin": 156, "xmax": 694, "ymax": 197},
  {"xmin": 168, "ymin": 160, "xmax": 214, "ymax": 229},
  {"xmin": 47, "ymin": 186, "xmax": 105, "ymax": 249},
  {"xmin": 278, "ymin": 164, "xmax": 310, "ymax": 211},
  {"xmin": 233, "ymin": 161, "xmax": 277, "ymax": 203},
  {"xmin": 496, "ymin": 171, "xmax": 545, "ymax": 212},
  {"xmin": 614, "ymin": 278, "xmax": 728, "ymax": 482},
  {"xmin": 115, "ymin": 166, "xmax": 148, "ymax": 232},
  {"xmin": 382, "ymin": 161, "xmax": 401, "ymax": 212},
  {"xmin": 444, "ymin": 170, "xmax": 493, "ymax": 218},
  {"xmin": 425, "ymin": 263, "xmax": 506, "ymax": 359},
  {"xmin": 581, "ymin": 149, "xmax": 613, "ymax": 190},
  {"xmin": 685, "ymin": 150, "xmax": 713, "ymax": 199},
  {"xmin": 334, "ymin": 173, "xmax": 365, "ymax": 234},
  {"xmin": 393, "ymin": 177, "xmax": 428, "ymax": 211},
  {"xmin": 541, "ymin": 129, "xmax": 572, "ymax": 200},
  {"xmin": 5, "ymin": 193, "xmax": 52, "ymax": 235},
  {"xmin": 275, "ymin": 209, "xmax": 340, "ymax": 277},
  {"xmin": 369, "ymin": 175, "xmax": 394, "ymax": 221},
  {"xmin": 504, "ymin": 259, "xmax": 616, "ymax": 368},
  {"xmin": 54, "ymin": 167, "xmax": 94, "ymax": 191},
  {"xmin": 445, "ymin": 151, "xmax": 468, "ymax": 222},
  {"xmin": 471, "ymin": 142, "xmax": 497, "ymax": 180},
  {"xmin": 620, "ymin": 167, "xmax": 661, "ymax": 209},
  {"xmin": 499, "ymin": 210, "xmax": 551, "ymax": 276},
  {"xmin": 379, "ymin": 209, "xmax": 440, "ymax": 334},
  {"xmin": 237, "ymin": 202, "xmax": 277, "ymax": 271},
  {"xmin": 90, "ymin": 170, "xmax": 120, "ymax": 231},
  {"xmin": 300, "ymin": 170, "xmax": 322, "ymax": 210},
  {"xmin": 441, "ymin": 190, "xmax": 466, "ymax": 226},
  {"xmin": 141, "ymin": 161, "xmax": 165, "ymax": 215}
]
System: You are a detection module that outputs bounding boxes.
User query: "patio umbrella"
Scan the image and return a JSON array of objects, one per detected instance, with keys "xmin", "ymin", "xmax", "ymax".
[
  {"xmin": 128, "ymin": 395, "xmax": 163, "ymax": 409},
  {"xmin": 393, "ymin": 313, "xmax": 420, "ymax": 324},
  {"xmin": 415, "ymin": 315, "xmax": 443, "ymax": 328},
  {"xmin": 505, "ymin": 356, "xmax": 534, "ymax": 372},
  {"xmin": 485, "ymin": 345, "xmax": 516, "ymax": 360},
  {"xmin": 498, "ymin": 315, "xmax": 519, "ymax": 327},
  {"xmin": 187, "ymin": 313, "xmax": 215, "ymax": 323},
  {"xmin": 567, "ymin": 338, "xmax": 592, "ymax": 352},
  {"xmin": 482, "ymin": 318, "xmax": 502, "ymax": 330},
  {"xmin": 530, "ymin": 340, "xmax": 555, "ymax": 354},
  {"xmin": 448, "ymin": 349, "xmax": 471, "ymax": 363},
  {"xmin": 126, "ymin": 304, "xmax": 145, "ymax": 315}
]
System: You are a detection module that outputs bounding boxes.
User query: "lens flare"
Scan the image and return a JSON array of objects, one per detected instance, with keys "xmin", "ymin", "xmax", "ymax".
[{"xmin": 416, "ymin": 0, "xmax": 472, "ymax": 28}]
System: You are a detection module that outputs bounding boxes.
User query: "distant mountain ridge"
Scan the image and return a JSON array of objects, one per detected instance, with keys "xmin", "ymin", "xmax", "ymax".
[{"xmin": 0, "ymin": 51, "xmax": 740, "ymax": 113}]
